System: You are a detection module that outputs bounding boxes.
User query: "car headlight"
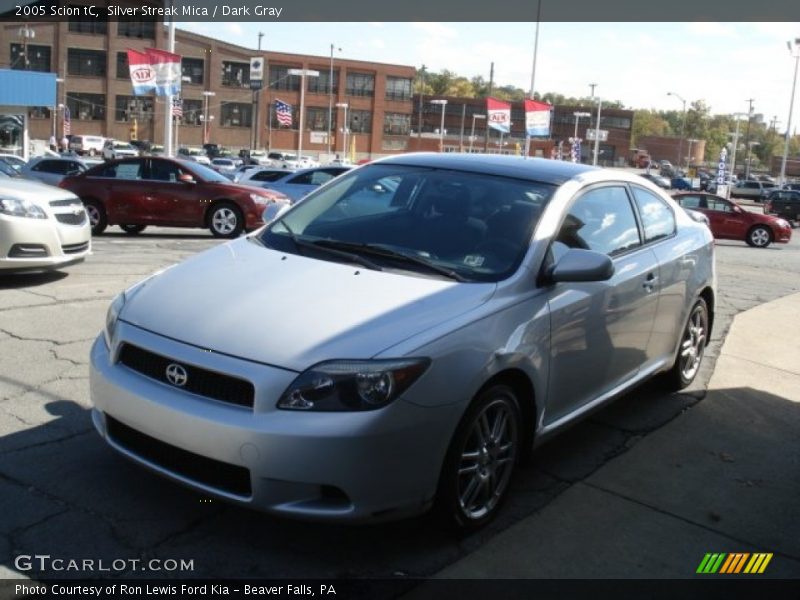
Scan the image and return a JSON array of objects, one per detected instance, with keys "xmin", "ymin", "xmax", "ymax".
[
  {"xmin": 0, "ymin": 197, "xmax": 47, "ymax": 219},
  {"xmin": 104, "ymin": 292, "xmax": 126, "ymax": 348},
  {"xmin": 776, "ymin": 218, "xmax": 790, "ymax": 228},
  {"xmin": 250, "ymin": 193, "xmax": 273, "ymax": 205},
  {"xmin": 278, "ymin": 358, "xmax": 430, "ymax": 411}
]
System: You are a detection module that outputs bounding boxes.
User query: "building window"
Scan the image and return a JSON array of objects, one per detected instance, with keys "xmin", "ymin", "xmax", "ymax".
[
  {"xmin": 115, "ymin": 52, "xmax": 128, "ymax": 79},
  {"xmin": 383, "ymin": 113, "xmax": 411, "ymax": 136},
  {"xmin": 221, "ymin": 102, "xmax": 252, "ymax": 128},
  {"xmin": 28, "ymin": 106, "xmax": 51, "ymax": 120},
  {"xmin": 348, "ymin": 110, "xmax": 372, "ymax": 134},
  {"xmin": 68, "ymin": 8, "xmax": 108, "ymax": 34},
  {"xmin": 269, "ymin": 65, "xmax": 300, "ymax": 91},
  {"xmin": 118, "ymin": 17, "xmax": 156, "ymax": 39},
  {"xmin": 385, "ymin": 77, "xmax": 412, "ymax": 101},
  {"xmin": 221, "ymin": 61, "xmax": 250, "ymax": 88},
  {"xmin": 346, "ymin": 72, "xmax": 375, "ymax": 97},
  {"xmin": 68, "ymin": 49, "xmax": 107, "ymax": 78},
  {"xmin": 67, "ymin": 93, "xmax": 106, "ymax": 121},
  {"xmin": 181, "ymin": 99, "xmax": 203, "ymax": 126},
  {"xmin": 182, "ymin": 58, "xmax": 204, "ymax": 85},
  {"xmin": 308, "ymin": 69, "xmax": 338, "ymax": 94},
  {"xmin": 601, "ymin": 116, "xmax": 631, "ymax": 130},
  {"xmin": 306, "ymin": 107, "xmax": 333, "ymax": 131},
  {"xmin": 115, "ymin": 95, "xmax": 154, "ymax": 122},
  {"xmin": 10, "ymin": 44, "xmax": 51, "ymax": 72}
]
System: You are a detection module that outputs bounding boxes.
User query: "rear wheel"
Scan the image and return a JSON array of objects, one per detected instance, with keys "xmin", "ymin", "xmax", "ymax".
[
  {"xmin": 120, "ymin": 224, "xmax": 146, "ymax": 235},
  {"xmin": 83, "ymin": 199, "xmax": 107, "ymax": 235},
  {"xmin": 436, "ymin": 384, "xmax": 521, "ymax": 531},
  {"xmin": 664, "ymin": 298, "xmax": 708, "ymax": 390},
  {"xmin": 208, "ymin": 202, "xmax": 244, "ymax": 238},
  {"xmin": 746, "ymin": 225, "xmax": 772, "ymax": 248}
]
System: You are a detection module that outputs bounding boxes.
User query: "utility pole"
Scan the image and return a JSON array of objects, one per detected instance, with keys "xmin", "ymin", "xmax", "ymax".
[
  {"xmin": 253, "ymin": 32, "xmax": 263, "ymax": 150},
  {"xmin": 743, "ymin": 98, "xmax": 754, "ymax": 179},
  {"xmin": 528, "ymin": 0, "xmax": 542, "ymax": 99},
  {"xmin": 484, "ymin": 62, "xmax": 494, "ymax": 152},
  {"xmin": 417, "ymin": 64, "xmax": 426, "ymax": 144}
]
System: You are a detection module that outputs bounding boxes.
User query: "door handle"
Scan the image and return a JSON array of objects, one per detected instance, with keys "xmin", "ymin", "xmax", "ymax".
[{"xmin": 643, "ymin": 272, "xmax": 658, "ymax": 292}]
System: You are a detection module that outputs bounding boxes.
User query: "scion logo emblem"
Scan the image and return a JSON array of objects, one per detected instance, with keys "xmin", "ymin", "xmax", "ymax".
[{"xmin": 165, "ymin": 363, "xmax": 188, "ymax": 387}]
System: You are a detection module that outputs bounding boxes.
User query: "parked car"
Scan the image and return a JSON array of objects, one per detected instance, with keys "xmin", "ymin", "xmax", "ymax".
[
  {"xmin": 763, "ymin": 190, "xmax": 800, "ymax": 224},
  {"xmin": 89, "ymin": 154, "xmax": 715, "ymax": 530},
  {"xmin": 245, "ymin": 166, "xmax": 351, "ymax": 202},
  {"xmin": 68, "ymin": 135, "xmax": 106, "ymax": 156},
  {"xmin": 0, "ymin": 153, "xmax": 26, "ymax": 172},
  {"xmin": 102, "ymin": 140, "xmax": 139, "ymax": 161},
  {"xmin": 210, "ymin": 157, "xmax": 239, "ymax": 176},
  {"xmin": 248, "ymin": 150, "xmax": 271, "ymax": 166},
  {"xmin": 20, "ymin": 157, "xmax": 88, "ymax": 186},
  {"xmin": 673, "ymin": 192, "xmax": 791, "ymax": 247},
  {"xmin": 0, "ymin": 178, "xmax": 91, "ymax": 273},
  {"xmin": 232, "ymin": 164, "xmax": 263, "ymax": 183},
  {"xmin": 177, "ymin": 147, "xmax": 211, "ymax": 165},
  {"xmin": 782, "ymin": 182, "xmax": 800, "ymax": 191},
  {"xmin": 237, "ymin": 167, "xmax": 295, "ymax": 186},
  {"xmin": 267, "ymin": 151, "xmax": 301, "ymax": 170},
  {"xmin": 638, "ymin": 173, "xmax": 670, "ymax": 189},
  {"xmin": 730, "ymin": 179, "xmax": 775, "ymax": 201},
  {"xmin": 203, "ymin": 143, "xmax": 221, "ymax": 159},
  {"xmin": 59, "ymin": 156, "xmax": 287, "ymax": 237}
]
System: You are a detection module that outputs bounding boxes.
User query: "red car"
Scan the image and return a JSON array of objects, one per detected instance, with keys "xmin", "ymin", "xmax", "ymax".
[
  {"xmin": 673, "ymin": 192, "xmax": 792, "ymax": 248},
  {"xmin": 59, "ymin": 157, "xmax": 287, "ymax": 238}
]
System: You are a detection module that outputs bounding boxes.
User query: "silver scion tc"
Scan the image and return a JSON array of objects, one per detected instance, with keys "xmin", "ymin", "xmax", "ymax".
[{"xmin": 90, "ymin": 153, "xmax": 715, "ymax": 530}]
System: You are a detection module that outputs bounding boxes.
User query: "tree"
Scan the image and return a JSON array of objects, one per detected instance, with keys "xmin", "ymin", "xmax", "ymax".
[{"xmin": 631, "ymin": 110, "xmax": 670, "ymax": 146}]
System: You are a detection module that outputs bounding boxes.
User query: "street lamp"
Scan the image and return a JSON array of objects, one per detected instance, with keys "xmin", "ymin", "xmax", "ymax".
[
  {"xmin": 592, "ymin": 97, "xmax": 603, "ymax": 166},
  {"xmin": 335, "ymin": 102, "xmax": 348, "ymax": 158},
  {"xmin": 288, "ymin": 68, "xmax": 320, "ymax": 160},
  {"xmin": 726, "ymin": 112, "xmax": 748, "ymax": 197},
  {"xmin": 667, "ymin": 91, "xmax": 687, "ymax": 169},
  {"xmin": 327, "ymin": 44, "xmax": 342, "ymax": 158},
  {"xmin": 202, "ymin": 90, "xmax": 215, "ymax": 144},
  {"xmin": 430, "ymin": 99, "xmax": 447, "ymax": 152},
  {"xmin": 573, "ymin": 111, "xmax": 590, "ymax": 139},
  {"xmin": 469, "ymin": 114, "xmax": 486, "ymax": 153},
  {"xmin": 780, "ymin": 38, "xmax": 800, "ymax": 187}
]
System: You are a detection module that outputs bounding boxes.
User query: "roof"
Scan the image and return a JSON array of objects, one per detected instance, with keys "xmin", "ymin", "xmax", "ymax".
[{"xmin": 375, "ymin": 153, "xmax": 599, "ymax": 185}]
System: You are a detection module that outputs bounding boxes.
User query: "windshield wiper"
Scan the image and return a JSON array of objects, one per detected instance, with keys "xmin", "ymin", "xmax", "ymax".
[
  {"xmin": 272, "ymin": 223, "xmax": 382, "ymax": 271},
  {"xmin": 312, "ymin": 240, "xmax": 467, "ymax": 282}
]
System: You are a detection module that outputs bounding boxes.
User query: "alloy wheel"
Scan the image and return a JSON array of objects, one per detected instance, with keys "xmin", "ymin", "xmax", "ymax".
[
  {"xmin": 679, "ymin": 305, "xmax": 707, "ymax": 382},
  {"xmin": 212, "ymin": 208, "xmax": 238, "ymax": 235},
  {"xmin": 749, "ymin": 227, "xmax": 771, "ymax": 247}
]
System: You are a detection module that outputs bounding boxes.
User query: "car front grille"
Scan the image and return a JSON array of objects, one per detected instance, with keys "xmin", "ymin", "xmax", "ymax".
[
  {"xmin": 56, "ymin": 212, "xmax": 88, "ymax": 226},
  {"xmin": 49, "ymin": 198, "xmax": 82, "ymax": 208},
  {"xmin": 117, "ymin": 343, "xmax": 255, "ymax": 409},
  {"xmin": 62, "ymin": 241, "xmax": 89, "ymax": 254},
  {"xmin": 106, "ymin": 416, "xmax": 252, "ymax": 498}
]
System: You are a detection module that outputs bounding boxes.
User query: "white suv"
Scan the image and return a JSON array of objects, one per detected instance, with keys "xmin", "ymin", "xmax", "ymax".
[
  {"xmin": 102, "ymin": 140, "xmax": 139, "ymax": 161},
  {"xmin": 69, "ymin": 135, "xmax": 106, "ymax": 156}
]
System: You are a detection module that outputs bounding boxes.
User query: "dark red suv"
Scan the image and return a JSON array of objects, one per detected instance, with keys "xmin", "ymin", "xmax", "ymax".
[{"xmin": 59, "ymin": 157, "xmax": 287, "ymax": 237}]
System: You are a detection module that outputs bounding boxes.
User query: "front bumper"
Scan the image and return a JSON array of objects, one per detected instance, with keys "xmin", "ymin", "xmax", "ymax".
[
  {"xmin": 90, "ymin": 323, "xmax": 457, "ymax": 522},
  {"xmin": 0, "ymin": 213, "xmax": 91, "ymax": 272}
]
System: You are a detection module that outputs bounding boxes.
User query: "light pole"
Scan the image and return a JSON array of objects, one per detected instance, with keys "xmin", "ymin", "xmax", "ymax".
[
  {"xmin": 727, "ymin": 112, "xmax": 748, "ymax": 196},
  {"xmin": 431, "ymin": 99, "xmax": 447, "ymax": 152},
  {"xmin": 573, "ymin": 111, "xmax": 590, "ymax": 139},
  {"xmin": 288, "ymin": 68, "xmax": 320, "ymax": 160},
  {"xmin": 327, "ymin": 44, "xmax": 341, "ymax": 158},
  {"xmin": 202, "ymin": 90, "xmax": 215, "ymax": 145},
  {"xmin": 667, "ymin": 91, "xmax": 687, "ymax": 169},
  {"xmin": 780, "ymin": 38, "xmax": 800, "ymax": 187},
  {"xmin": 592, "ymin": 97, "xmax": 603, "ymax": 166},
  {"xmin": 335, "ymin": 102, "xmax": 348, "ymax": 158},
  {"xmin": 469, "ymin": 114, "xmax": 486, "ymax": 153}
]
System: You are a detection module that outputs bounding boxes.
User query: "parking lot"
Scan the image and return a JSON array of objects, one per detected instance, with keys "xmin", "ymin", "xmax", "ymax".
[{"xmin": 1, "ymin": 223, "xmax": 800, "ymax": 581}]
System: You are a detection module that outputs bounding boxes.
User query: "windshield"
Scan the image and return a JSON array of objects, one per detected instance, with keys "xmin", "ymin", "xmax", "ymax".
[
  {"xmin": 259, "ymin": 164, "xmax": 555, "ymax": 282},
  {"xmin": 0, "ymin": 160, "xmax": 20, "ymax": 177},
  {"xmin": 180, "ymin": 160, "xmax": 234, "ymax": 183}
]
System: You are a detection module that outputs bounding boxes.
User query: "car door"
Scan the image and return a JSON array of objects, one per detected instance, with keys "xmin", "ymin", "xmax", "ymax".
[
  {"xmin": 144, "ymin": 158, "xmax": 202, "ymax": 225},
  {"xmin": 545, "ymin": 184, "xmax": 659, "ymax": 424},
  {"xmin": 706, "ymin": 196, "xmax": 744, "ymax": 239},
  {"xmin": 100, "ymin": 159, "xmax": 148, "ymax": 224}
]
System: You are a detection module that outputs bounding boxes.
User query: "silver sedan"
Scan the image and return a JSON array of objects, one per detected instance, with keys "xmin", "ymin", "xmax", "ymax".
[{"xmin": 90, "ymin": 154, "xmax": 715, "ymax": 530}]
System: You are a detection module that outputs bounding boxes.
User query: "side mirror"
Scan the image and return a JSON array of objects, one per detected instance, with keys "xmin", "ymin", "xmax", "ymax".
[
  {"xmin": 177, "ymin": 173, "xmax": 195, "ymax": 184},
  {"xmin": 548, "ymin": 248, "xmax": 615, "ymax": 283}
]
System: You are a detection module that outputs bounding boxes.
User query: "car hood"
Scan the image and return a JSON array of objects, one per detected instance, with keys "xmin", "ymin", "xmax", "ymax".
[
  {"xmin": 120, "ymin": 238, "xmax": 496, "ymax": 371},
  {"xmin": 0, "ymin": 178, "xmax": 80, "ymax": 205}
]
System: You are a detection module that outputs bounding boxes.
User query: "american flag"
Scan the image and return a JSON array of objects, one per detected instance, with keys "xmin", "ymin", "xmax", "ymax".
[
  {"xmin": 171, "ymin": 96, "xmax": 183, "ymax": 118},
  {"xmin": 63, "ymin": 106, "xmax": 71, "ymax": 136},
  {"xmin": 275, "ymin": 99, "xmax": 293, "ymax": 127}
]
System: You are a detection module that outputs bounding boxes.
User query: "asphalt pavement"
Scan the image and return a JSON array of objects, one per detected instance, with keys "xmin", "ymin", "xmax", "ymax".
[{"xmin": 424, "ymin": 291, "xmax": 800, "ymax": 580}]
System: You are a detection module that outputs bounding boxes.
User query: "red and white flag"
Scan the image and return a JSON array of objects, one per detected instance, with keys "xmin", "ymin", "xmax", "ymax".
[
  {"xmin": 127, "ymin": 48, "xmax": 181, "ymax": 97},
  {"xmin": 486, "ymin": 97, "xmax": 511, "ymax": 134}
]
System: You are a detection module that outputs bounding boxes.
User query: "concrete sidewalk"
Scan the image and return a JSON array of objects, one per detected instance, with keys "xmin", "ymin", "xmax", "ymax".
[{"xmin": 430, "ymin": 292, "xmax": 800, "ymax": 579}]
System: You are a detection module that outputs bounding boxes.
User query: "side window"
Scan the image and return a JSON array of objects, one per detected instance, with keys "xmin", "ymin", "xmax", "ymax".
[
  {"xmin": 115, "ymin": 162, "xmax": 143, "ymax": 180},
  {"xmin": 708, "ymin": 198, "xmax": 732, "ymax": 213},
  {"xmin": 679, "ymin": 195, "xmax": 701, "ymax": 209},
  {"xmin": 148, "ymin": 160, "xmax": 182, "ymax": 182},
  {"xmin": 289, "ymin": 172, "xmax": 315, "ymax": 185},
  {"xmin": 252, "ymin": 171, "xmax": 284, "ymax": 182},
  {"xmin": 309, "ymin": 171, "xmax": 335, "ymax": 185},
  {"xmin": 556, "ymin": 186, "xmax": 641, "ymax": 257},
  {"xmin": 631, "ymin": 187, "xmax": 675, "ymax": 243}
]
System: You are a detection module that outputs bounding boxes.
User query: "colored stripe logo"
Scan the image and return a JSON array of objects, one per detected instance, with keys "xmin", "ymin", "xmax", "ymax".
[{"xmin": 697, "ymin": 553, "xmax": 773, "ymax": 574}]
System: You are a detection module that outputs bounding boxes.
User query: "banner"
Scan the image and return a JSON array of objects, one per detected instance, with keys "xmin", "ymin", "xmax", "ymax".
[
  {"xmin": 524, "ymin": 99, "xmax": 552, "ymax": 137},
  {"xmin": 127, "ymin": 48, "xmax": 181, "ymax": 97},
  {"xmin": 486, "ymin": 97, "xmax": 511, "ymax": 134}
]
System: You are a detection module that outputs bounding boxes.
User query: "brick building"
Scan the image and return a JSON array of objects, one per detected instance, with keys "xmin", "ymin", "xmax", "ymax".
[{"xmin": 1, "ymin": 11, "xmax": 415, "ymax": 159}]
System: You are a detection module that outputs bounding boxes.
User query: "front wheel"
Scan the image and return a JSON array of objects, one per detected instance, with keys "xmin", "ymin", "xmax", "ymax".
[
  {"xmin": 83, "ymin": 199, "xmax": 107, "ymax": 235},
  {"xmin": 664, "ymin": 298, "xmax": 708, "ymax": 390},
  {"xmin": 436, "ymin": 384, "xmax": 521, "ymax": 531},
  {"xmin": 120, "ymin": 224, "xmax": 146, "ymax": 235},
  {"xmin": 746, "ymin": 225, "xmax": 772, "ymax": 248},
  {"xmin": 208, "ymin": 202, "xmax": 244, "ymax": 238}
]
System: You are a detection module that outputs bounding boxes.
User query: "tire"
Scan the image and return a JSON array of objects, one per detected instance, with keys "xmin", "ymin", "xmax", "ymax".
[
  {"xmin": 746, "ymin": 225, "xmax": 772, "ymax": 248},
  {"xmin": 664, "ymin": 298, "xmax": 709, "ymax": 391},
  {"xmin": 120, "ymin": 224, "xmax": 146, "ymax": 235},
  {"xmin": 208, "ymin": 202, "xmax": 244, "ymax": 238},
  {"xmin": 435, "ymin": 384, "xmax": 521, "ymax": 532},
  {"xmin": 83, "ymin": 199, "xmax": 107, "ymax": 235}
]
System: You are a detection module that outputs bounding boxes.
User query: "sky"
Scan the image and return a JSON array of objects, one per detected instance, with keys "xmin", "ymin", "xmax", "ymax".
[{"xmin": 177, "ymin": 21, "xmax": 800, "ymax": 130}]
